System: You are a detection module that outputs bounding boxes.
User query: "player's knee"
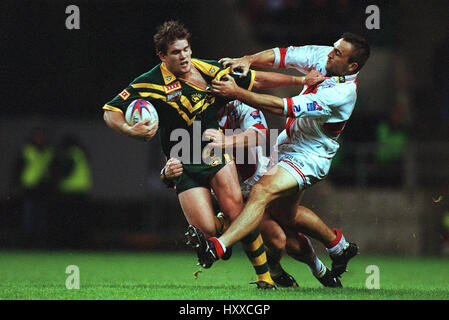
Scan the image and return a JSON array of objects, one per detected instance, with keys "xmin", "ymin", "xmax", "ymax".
[
  {"xmin": 219, "ymin": 192, "xmax": 243, "ymax": 221},
  {"xmin": 264, "ymin": 228, "xmax": 286, "ymax": 251},
  {"xmin": 285, "ymin": 237, "xmax": 302, "ymax": 257},
  {"xmin": 200, "ymin": 223, "xmax": 216, "ymax": 238},
  {"xmin": 248, "ymin": 182, "xmax": 275, "ymax": 205}
]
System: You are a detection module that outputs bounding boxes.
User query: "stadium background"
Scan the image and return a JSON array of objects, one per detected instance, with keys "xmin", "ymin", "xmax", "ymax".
[{"xmin": 0, "ymin": 0, "xmax": 448, "ymax": 260}]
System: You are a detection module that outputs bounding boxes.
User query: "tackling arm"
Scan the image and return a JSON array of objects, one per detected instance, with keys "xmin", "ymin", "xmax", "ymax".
[
  {"xmin": 212, "ymin": 76, "xmax": 285, "ymax": 116},
  {"xmin": 220, "ymin": 49, "xmax": 276, "ymax": 76},
  {"xmin": 204, "ymin": 127, "xmax": 265, "ymax": 150},
  {"xmin": 253, "ymin": 69, "xmax": 327, "ymax": 90}
]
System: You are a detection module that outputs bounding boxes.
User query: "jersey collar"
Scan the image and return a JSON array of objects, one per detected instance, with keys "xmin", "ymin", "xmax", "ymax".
[
  {"xmin": 160, "ymin": 62, "xmax": 177, "ymax": 85},
  {"xmin": 160, "ymin": 59, "xmax": 222, "ymax": 85},
  {"xmin": 333, "ymin": 72, "xmax": 358, "ymax": 84}
]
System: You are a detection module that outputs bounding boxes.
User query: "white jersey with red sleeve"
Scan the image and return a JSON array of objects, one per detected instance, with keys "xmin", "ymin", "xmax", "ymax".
[
  {"xmin": 269, "ymin": 45, "xmax": 359, "ymax": 189},
  {"xmin": 218, "ymin": 100, "xmax": 270, "ymax": 198},
  {"xmin": 273, "ymin": 45, "xmax": 358, "ymax": 158}
]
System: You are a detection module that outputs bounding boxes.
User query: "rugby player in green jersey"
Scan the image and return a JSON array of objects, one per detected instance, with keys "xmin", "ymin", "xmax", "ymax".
[{"xmin": 102, "ymin": 20, "xmax": 325, "ymax": 289}]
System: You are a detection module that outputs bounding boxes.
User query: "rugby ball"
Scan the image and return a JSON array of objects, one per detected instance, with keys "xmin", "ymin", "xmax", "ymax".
[{"xmin": 125, "ymin": 99, "xmax": 159, "ymax": 126}]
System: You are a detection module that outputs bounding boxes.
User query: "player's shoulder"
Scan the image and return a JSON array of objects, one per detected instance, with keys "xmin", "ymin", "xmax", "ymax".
[
  {"xmin": 130, "ymin": 63, "xmax": 165, "ymax": 85},
  {"xmin": 318, "ymin": 77, "xmax": 357, "ymax": 105},
  {"xmin": 193, "ymin": 58, "xmax": 221, "ymax": 68},
  {"xmin": 289, "ymin": 45, "xmax": 332, "ymax": 54},
  {"xmin": 192, "ymin": 58, "xmax": 224, "ymax": 75}
]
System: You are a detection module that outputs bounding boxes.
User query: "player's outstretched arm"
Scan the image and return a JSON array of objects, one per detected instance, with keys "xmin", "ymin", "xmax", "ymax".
[
  {"xmin": 103, "ymin": 110, "xmax": 158, "ymax": 140},
  {"xmin": 212, "ymin": 75, "xmax": 284, "ymax": 116},
  {"xmin": 220, "ymin": 49, "xmax": 276, "ymax": 77},
  {"xmin": 204, "ymin": 128, "xmax": 264, "ymax": 150},
  {"xmin": 253, "ymin": 69, "xmax": 327, "ymax": 90}
]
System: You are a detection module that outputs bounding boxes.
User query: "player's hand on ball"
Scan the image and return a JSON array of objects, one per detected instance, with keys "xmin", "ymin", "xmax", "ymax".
[
  {"xmin": 219, "ymin": 57, "xmax": 250, "ymax": 77},
  {"xmin": 130, "ymin": 118, "xmax": 158, "ymax": 141},
  {"xmin": 305, "ymin": 69, "xmax": 328, "ymax": 87},
  {"xmin": 212, "ymin": 75, "xmax": 239, "ymax": 98},
  {"xmin": 164, "ymin": 158, "xmax": 183, "ymax": 180}
]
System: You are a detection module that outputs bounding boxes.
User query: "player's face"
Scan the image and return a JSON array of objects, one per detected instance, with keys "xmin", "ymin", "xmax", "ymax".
[
  {"xmin": 325, "ymin": 39, "xmax": 358, "ymax": 76},
  {"xmin": 159, "ymin": 39, "xmax": 192, "ymax": 76}
]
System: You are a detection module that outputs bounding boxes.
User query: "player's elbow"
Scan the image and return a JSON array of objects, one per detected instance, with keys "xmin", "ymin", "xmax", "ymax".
[
  {"xmin": 103, "ymin": 111, "xmax": 111, "ymax": 125},
  {"xmin": 103, "ymin": 111, "xmax": 116, "ymax": 129}
]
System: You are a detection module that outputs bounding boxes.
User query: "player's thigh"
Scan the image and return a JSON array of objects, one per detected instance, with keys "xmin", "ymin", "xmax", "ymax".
[
  {"xmin": 210, "ymin": 161, "xmax": 243, "ymax": 221},
  {"xmin": 248, "ymin": 165, "xmax": 300, "ymax": 206},
  {"xmin": 178, "ymin": 186, "xmax": 216, "ymax": 237},
  {"xmin": 268, "ymin": 190, "xmax": 305, "ymax": 227}
]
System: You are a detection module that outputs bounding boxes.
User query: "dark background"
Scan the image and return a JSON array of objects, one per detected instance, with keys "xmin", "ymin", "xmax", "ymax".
[{"xmin": 1, "ymin": 0, "xmax": 448, "ymax": 254}]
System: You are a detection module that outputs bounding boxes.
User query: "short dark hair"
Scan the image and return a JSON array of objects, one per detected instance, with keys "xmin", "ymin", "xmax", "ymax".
[
  {"xmin": 153, "ymin": 20, "xmax": 191, "ymax": 55},
  {"xmin": 342, "ymin": 32, "xmax": 370, "ymax": 72}
]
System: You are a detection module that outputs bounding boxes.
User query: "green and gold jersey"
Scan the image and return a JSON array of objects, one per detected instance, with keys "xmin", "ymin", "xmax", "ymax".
[{"xmin": 103, "ymin": 58, "xmax": 255, "ymax": 164}]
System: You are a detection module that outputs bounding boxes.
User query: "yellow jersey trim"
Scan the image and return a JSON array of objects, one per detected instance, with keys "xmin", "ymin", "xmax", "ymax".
[
  {"xmin": 160, "ymin": 63, "xmax": 177, "ymax": 85},
  {"xmin": 191, "ymin": 59, "xmax": 220, "ymax": 77},
  {"xmin": 131, "ymin": 83, "xmax": 166, "ymax": 92},
  {"xmin": 248, "ymin": 69, "xmax": 255, "ymax": 91},
  {"xmin": 103, "ymin": 105, "xmax": 123, "ymax": 114}
]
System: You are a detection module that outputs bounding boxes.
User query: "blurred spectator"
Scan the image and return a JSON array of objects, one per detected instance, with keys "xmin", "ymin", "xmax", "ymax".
[
  {"xmin": 12, "ymin": 127, "xmax": 54, "ymax": 247},
  {"xmin": 441, "ymin": 211, "xmax": 449, "ymax": 255},
  {"xmin": 52, "ymin": 134, "xmax": 93, "ymax": 248},
  {"xmin": 373, "ymin": 104, "xmax": 410, "ymax": 187},
  {"xmin": 432, "ymin": 35, "xmax": 449, "ymax": 135}
]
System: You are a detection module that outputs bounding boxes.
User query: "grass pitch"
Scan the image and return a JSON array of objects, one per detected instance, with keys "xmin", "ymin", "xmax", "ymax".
[{"xmin": 0, "ymin": 250, "xmax": 448, "ymax": 300}]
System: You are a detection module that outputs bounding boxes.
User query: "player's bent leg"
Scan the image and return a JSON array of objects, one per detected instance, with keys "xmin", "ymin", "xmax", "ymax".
[
  {"xmin": 290, "ymin": 205, "xmax": 337, "ymax": 247},
  {"xmin": 210, "ymin": 161, "xmax": 243, "ymax": 222},
  {"xmin": 241, "ymin": 229, "xmax": 276, "ymax": 289},
  {"xmin": 259, "ymin": 212, "xmax": 287, "ymax": 255},
  {"xmin": 285, "ymin": 232, "xmax": 342, "ymax": 288},
  {"xmin": 288, "ymin": 206, "xmax": 358, "ymax": 278},
  {"xmin": 210, "ymin": 161, "xmax": 274, "ymax": 288},
  {"xmin": 187, "ymin": 166, "xmax": 299, "ymax": 270},
  {"xmin": 178, "ymin": 187, "xmax": 217, "ymax": 237},
  {"xmin": 219, "ymin": 165, "xmax": 300, "ymax": 249},
  {"xmin": 259, "ymin": 213, "xmax": 298, "ymax": 288}
]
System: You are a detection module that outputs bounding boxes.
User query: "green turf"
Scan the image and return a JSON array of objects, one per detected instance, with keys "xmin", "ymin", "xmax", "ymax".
[{"xmin": 0, "ymin": 250, "xmax": 448, "ymax": 300}]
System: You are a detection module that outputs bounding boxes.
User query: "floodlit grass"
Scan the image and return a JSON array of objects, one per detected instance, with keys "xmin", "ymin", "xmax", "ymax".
[{"xmin": 0, "ymin": 250, "xmax": 448, "ymax": 300}]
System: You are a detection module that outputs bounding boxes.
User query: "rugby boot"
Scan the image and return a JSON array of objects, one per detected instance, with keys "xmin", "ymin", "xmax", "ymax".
[
  {"xmin": 330, "ymin": 242, "xmax": 358, "ymax": 277},
  {"xmin": 250, "ymin": 281, "xmax": 277, "ymax": 290},
  {"xmin": 316, "ymin": 267, "xmax": 342, "ymax": 288},
  {"xmin": 185, "ymin": 225, "xmax": 219, "ymax": 268},
  {"xmin": 271, "ymin": 268, "xmax": 299, "ymax": 288}
]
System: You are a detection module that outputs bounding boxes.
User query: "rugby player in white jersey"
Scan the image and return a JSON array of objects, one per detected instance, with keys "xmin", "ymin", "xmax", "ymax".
[
  {"xmin": 166, "ymin": 100, "xmax": 341, "ymax": 287},
  {"xmin": 186, "ymin": 33, "xmax": 370, "ymax": 278}
]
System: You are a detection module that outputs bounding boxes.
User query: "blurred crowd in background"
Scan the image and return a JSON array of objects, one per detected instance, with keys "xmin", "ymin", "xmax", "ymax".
[{"xmin": 1, "ymin": 0, "xmax": 447, "ymax": 254}]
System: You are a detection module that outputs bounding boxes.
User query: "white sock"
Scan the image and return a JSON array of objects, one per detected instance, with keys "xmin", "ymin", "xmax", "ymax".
[
  {"xmin": 326, "ymin": 232, "xmax": 349, "ymax": 257},
  {"xmin": 307, "ymin": 256, "xmax": 327, "ymax": 278},
  {"xmin": 217, "ymin": 238, "xmax": 227, "ymax": 254}
]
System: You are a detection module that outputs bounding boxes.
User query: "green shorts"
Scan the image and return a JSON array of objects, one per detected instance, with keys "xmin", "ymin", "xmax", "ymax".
[{"xmin": 174, "ymin": 154, "xmax": 231, "ymax": 194}]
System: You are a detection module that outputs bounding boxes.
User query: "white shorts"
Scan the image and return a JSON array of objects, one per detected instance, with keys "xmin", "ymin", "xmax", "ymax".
[{"xmin": 274, "ymin": 149, "xmax": 331, "ymax": 190}]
